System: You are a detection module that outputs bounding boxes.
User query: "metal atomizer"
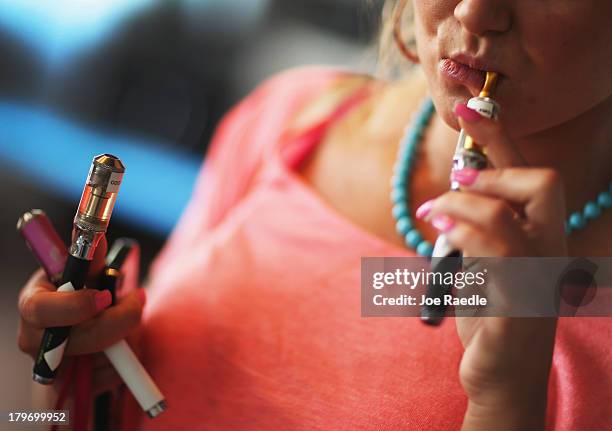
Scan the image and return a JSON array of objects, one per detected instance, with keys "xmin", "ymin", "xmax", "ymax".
[
  {"xmin": 71, "ymin": 154, "xmax": 125, "ymax": 260},
  {"xmin": 32, "ymin": 154, "xmax": 125, "ymax": 384},
  {"xmin": 421, "ymin": 73, "xmax": 499, "ymax": 325}
]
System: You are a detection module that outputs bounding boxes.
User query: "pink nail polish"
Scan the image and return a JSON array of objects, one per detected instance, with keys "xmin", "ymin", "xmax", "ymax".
[
  {"xmin": 137, "ymin": 289, "xmax": 147, "ymax": 306},
  {"xmin": 95, "ymin": 290, "xmax": 112, "ymax": 312},
  {"xmin": 454, "ymin": 103, "xmax": 482, "ymax": 123},
  {"xmin": 415, "ymin": 199, "xmax": 435, "ymax": 219},
  {"xmin": 451, "ymin": 168, "xmax": 479, "ymax": 186},
  {"xmin": 431, "ymin": 214, "xmax": 455, "ymax": 232}
]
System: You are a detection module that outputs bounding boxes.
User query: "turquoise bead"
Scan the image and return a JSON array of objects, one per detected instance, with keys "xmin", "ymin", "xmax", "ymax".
[
  {"xmin": 568, "ymin": 212, "xmax": 586, "ymax": 230},
  {"xmin": 390, "ymin": 176, "xmax": 403, "ymax": 189},
  {"xmin": 584, "ymin": 202, "xmax": 601, "ymax": 219},
  {"xmin": 407, "ymin": 131, "xmax": 422, "ymax": 142},
  {"xmin": 396, "ymin": 218, "xmax": 413, "ymax": 235},
  {"xmin": 392, "ymin": 202, "xmax": 408, "ymax": 219},
  {"xmin": 395, "ymin": 159, "xmax": 409, "ymax": 172},
  {"xmin": 598, "ymin": 191, "xmax": 612, "ymax": 208},
  {"xmin": 405, "ymin": 229, "xmax": 423, "ymax": 248},
  {"xmin": 416, "ymin": 117, "xmax": 429, "ymax": 129},
  {"xmin": 397, "ymin": 146, "xmax": 411, "ymax": 160},
  {"xmin": 416, "ymin": 241, "xmax": 434, "ymax": 257},
  {"xmin": 391, "ymin": 187, "xmax": 406, "ymax": 203},
  {"xmin": 401, "ymin": 151, "xmax": 415, "ymax": 166}
]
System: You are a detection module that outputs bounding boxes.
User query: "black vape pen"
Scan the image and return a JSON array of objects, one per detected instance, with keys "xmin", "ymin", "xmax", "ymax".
[{"xmin": 32, "ymin": 154, "xmax": 125, "ymax": 384}]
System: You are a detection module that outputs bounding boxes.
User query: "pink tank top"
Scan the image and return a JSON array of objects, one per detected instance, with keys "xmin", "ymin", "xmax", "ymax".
[{"xmin": 119, "ymin": 66, "xmax": 611, "ymax": 430}]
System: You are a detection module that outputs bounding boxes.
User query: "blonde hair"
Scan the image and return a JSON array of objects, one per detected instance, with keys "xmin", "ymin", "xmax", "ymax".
[{"xmin": 375, "ymin": 0, "xmax": 417, "ymax": 79}]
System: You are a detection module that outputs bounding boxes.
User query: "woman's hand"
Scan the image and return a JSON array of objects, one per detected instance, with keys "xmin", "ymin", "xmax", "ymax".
[
  {"xmin": 17, "ymin": 236, "xmax": 146, "ymax": 396},
  {"xmin": 416, "ymin": 103, "xmax": 568, "ymax": 430}
]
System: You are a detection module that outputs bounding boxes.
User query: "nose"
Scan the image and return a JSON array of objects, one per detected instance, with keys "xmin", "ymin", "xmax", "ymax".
[{"xmin": 454, "ymin": 0, "xmax": 512, "ymax": 36}]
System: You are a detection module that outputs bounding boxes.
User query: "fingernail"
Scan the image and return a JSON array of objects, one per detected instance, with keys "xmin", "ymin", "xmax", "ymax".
[
  {"xmin": 94, "ymin": 290, "xmax": 112, "ymax": 312},
  {"xmin": 451, "ymin": 168, "xmax": 479, "ymax": 186},
  {"xmin": 454, "ymin": 103, "xmax": 482, "ymax": 123},
  {"xmin": 415, "ymin": 199, "xmax": 435, "ymax": 219},
  {"xmin": 137, "ymin": 289, "xmax": 147, "ymax": 306},
  {"xmin": 431, "ymin": 214, "xmax": 455, "ymax": 233}
]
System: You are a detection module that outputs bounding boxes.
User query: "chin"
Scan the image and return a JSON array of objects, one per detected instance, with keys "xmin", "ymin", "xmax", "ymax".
[{"xmin": 430, "ymin": 87, "xmax": 464, "ymax": 132}]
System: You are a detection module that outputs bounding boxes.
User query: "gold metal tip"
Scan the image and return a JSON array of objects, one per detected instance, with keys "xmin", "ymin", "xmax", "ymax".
[
  {"xmin": 94, "ymin": 154, "xmax": 126, "ymax": 173},
  {"xmin": 479, "ymin": 72, "xmax": 498, "ymax": 98},
  {"xmin": 105, "ymin": 267, "xmax": 121, "ymax": 278},
  {"xmin": 464, "ymin": 136, "xmax": 487, "ymax": 155}
]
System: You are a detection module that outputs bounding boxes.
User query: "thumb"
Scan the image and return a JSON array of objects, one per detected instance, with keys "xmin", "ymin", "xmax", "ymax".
[{"xmin": 455, "ymin": 103, "xmax": 528, "ymax": 168}]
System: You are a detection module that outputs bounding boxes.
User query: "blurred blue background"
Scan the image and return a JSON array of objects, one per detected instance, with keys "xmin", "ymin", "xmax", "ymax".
[{"xmin": 0, "ymin": 0, "xmax": 383, "ymax": 414}]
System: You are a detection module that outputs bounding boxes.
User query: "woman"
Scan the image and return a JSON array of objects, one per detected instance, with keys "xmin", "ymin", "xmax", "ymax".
[{"xmin": 17, "ymin": 1, "xmax": 612, "ymax": 429}]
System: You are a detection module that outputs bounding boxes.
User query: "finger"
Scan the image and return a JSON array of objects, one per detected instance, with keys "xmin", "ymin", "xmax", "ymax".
[
  {"xmin": 19, "ymin": 269, "xmax": 55, "ymax": 296},
  {"xmin": 19, "ymin": 285, "xmax": 113, "ymax": 328},
  {"xmin": 425, "ymin": 191, "xmax": 524, "ymax": 238},
  {"xmin": 65, "ymin": 289, "xmax": 145, "ymax": 356},
  {"xmin": 451, "ymin": 167, "xmax": 566, "ymax": 229},
  {"xmin": 16, "ymin": 318, "xmax": 43, "ymax": 358},
  {"xmin": 430, "ymin": 217, "xmax": 524, "ymax": 257},
  {"xmin": 455, "ymin": 103, "xmax": 528, "ymax": 168}
]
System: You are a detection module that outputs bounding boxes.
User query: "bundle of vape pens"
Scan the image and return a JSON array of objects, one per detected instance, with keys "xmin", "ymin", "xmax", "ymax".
[{"xmin": 17, "ymin": 154, "xmax": 166, "ymax": 429}]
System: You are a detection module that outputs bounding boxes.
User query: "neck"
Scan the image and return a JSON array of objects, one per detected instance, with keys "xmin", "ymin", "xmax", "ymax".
[
  {"xmin": 514, "ymin": 97, "xmax": 612, "ymax": 214},
  {"xmin": 371, "ymin": 73, "xmax": 612, "ymax": 214}
]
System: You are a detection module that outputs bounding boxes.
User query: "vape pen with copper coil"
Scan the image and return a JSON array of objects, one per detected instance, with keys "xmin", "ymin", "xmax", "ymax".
[
  {"xmin": 421, "ymin": 72, "xmax": 500, "ymax": 325},
  {"xmin": 32, "ymin": 154, "xmax": 125, "ymax": 384}
]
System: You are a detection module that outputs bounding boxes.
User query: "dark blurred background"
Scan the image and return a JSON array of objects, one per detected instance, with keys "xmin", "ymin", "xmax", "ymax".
[{"xmin": 0, "ymin": 0, "xmax": 384, "ymax": 421}]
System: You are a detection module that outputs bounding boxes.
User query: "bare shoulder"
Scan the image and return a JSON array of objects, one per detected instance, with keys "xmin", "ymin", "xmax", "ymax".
[{"xmin": 294, "ymin": 69, "xmax": 431, "ymax": 248}]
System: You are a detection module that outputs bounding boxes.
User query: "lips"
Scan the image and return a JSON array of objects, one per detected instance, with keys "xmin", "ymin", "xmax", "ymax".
[{"xmin": 439, "ymin": 58, "xmax": 487, "ymax": 92}]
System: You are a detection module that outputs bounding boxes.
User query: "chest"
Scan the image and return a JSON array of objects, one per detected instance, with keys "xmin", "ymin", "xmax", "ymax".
[{"xmin": 297, "ymin": 126, "xmax": 612, "ymax": 257}]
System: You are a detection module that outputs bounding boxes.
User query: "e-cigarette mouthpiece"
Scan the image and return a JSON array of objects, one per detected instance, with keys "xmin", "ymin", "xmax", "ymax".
[{"xmin": 479, "ymin": 71, "xmax": 498, "ymax": 99}]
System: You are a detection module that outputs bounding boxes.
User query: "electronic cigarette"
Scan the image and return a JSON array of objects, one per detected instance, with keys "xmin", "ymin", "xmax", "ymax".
[
  {"xmin": 98, "ymin": 239, "xmax": 167, "ymax": 419},
  {"xmin": 17, "ymin": 211, "xmax": 166, "ymax": 418},
  {"xmin": 421, "ymin": 73, "xmax": 499, "ymax": 325},
  {"xmin": 32, "ymin": 154, "xmax": 125, "ymax": 384},
  {"xmin": 17, "ymin": 210, "xmax": 68, "ymax": 285}
]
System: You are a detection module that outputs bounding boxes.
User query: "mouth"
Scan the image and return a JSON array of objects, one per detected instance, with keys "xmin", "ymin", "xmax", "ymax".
[{"xmin": 439, "ymin": 54, "xmax": 504, "ymax": 94}]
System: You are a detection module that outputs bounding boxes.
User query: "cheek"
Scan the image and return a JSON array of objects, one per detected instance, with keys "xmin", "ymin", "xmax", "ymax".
[
  {"xmin": 413, "ymin": 1, "xmax": 462, "ymax": 129},
  {"xmin": 413, "ymin": 0, "xmax": 455, "ymax": 46},
  {"xmin": 507, "ymin": 7, "xmax": 612, "ymax": 135}
]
